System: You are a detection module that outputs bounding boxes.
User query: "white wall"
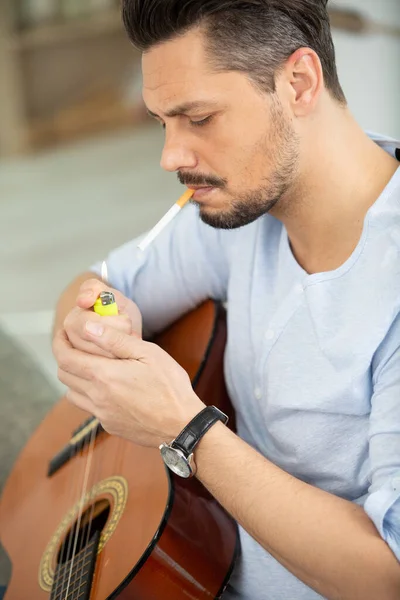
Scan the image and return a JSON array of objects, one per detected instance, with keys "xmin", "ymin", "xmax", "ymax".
[{"xmin": 331, "ymin": 0, "xmax": 400, "ymax": 138}]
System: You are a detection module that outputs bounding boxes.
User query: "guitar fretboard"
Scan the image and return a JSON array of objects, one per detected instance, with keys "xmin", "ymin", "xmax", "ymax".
[{"xmin": 50, "ymin": 530, "xmax": 100, "ymax": 600}]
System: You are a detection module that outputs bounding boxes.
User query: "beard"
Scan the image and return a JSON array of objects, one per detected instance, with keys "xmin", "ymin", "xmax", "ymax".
[{"xmin": 179, "ymin": 97, "xmax": 300, "ymax": 230}]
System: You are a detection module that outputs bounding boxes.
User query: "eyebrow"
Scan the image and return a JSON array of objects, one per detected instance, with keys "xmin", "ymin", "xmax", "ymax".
[{"xmin": 147, "ymin": 100, "xmax": 220, "ymax": 119}]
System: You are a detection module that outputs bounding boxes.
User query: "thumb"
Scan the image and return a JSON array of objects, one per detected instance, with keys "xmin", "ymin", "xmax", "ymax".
[
  {"xmin": 84, "ymin": 320, "xmax": 146, "ymax": 360},
  {"xmin": 77, "ymin": 279, "xmax": 143, "ymax": 338},
  {"xmin": 77, "ymin": 278, "xmax": 111, "ymax": 309},
  {"xmin": 77, "ymin": 279, "xmax": 128, "ymax": 314}
]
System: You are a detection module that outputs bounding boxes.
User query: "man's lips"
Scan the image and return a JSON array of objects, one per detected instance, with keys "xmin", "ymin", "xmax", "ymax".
[{"xmin": 187, "ymin": 186, "xmax": 218, "ymax": 201}]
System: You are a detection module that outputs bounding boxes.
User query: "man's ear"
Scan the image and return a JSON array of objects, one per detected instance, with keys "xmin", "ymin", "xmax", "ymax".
[{"xmin": 280, "ymin": 48, "xmax": 324, "ymax": 117}]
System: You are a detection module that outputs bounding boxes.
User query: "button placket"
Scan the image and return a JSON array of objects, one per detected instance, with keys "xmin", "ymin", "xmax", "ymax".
[{"xmin": 254, "ymin": 285, "xmax": 306, "ymax": 411}]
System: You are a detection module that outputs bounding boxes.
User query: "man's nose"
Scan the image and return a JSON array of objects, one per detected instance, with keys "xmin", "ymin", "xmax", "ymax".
[{"xmin": 160, "ymin": 131, "xmax": 197, "ymax": 172}]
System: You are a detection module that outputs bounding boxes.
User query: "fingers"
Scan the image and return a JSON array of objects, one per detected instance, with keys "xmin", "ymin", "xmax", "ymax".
[
  {"xmin": 58, "ymin": 367, "xmax": 91, "ymax": 397},
  {"xmin": 76, "ymin": 278, "xmax": 143, "ymax": 338},
  {"xmin": 85, "ymin": 321, "xmax": 147, "ymax": 361},
  {"xmin": 64, "ymin": 307, "xmax": 133, "ymax": 358},
  {"xmin": 53, "ymin": 328, "xmax": 105, "ymax": 381},
  {"xmin": 65, "ymin": 308, "xmax": 133, "ymax": 338},
  {"xmin": 77, "ymin": 278, "xmax": 124, "ymax": 312},
  {"xmin": 65, "ymin": 389, "xmax": 95, "ymax": 416}
]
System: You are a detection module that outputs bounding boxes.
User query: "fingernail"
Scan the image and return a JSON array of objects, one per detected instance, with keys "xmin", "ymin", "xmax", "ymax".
[{"xmin": 86, "ymin": 321, "xmax": 104, "ymax": 336}]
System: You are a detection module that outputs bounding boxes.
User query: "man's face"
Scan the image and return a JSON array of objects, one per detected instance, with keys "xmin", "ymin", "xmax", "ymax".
[{"xmin": 142, "ymin": 28, "xmax": 300, "ymax": 229}]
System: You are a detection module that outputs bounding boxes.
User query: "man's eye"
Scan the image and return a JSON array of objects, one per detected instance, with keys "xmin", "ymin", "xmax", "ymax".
[{"xmin": 189, "ymin": 116, "xmax": 213, "ymax": 128}]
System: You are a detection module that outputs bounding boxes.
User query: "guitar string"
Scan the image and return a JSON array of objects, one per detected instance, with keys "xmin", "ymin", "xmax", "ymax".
[
  {"xmin": 58, "ymin": 417, "xmax": 93, "ymax": 600},
  {"xmin": 63, "ymin": 430, "xmax": 96, "ymax": 598},
  {"xmin": 76, "ymin": 421, "xmax": 102, "ymax": 597},
  {"xmin": 76, "ymin": 389, "xmax": 131, "ymax": 594}
]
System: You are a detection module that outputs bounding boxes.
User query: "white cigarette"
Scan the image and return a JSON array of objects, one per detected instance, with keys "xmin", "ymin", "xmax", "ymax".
[{"xmin": 138, "ymin": 189, "xmax": 194, "ymax": 252}]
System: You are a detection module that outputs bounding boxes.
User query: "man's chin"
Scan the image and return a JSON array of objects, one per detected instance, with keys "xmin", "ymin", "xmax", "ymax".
[
  {"xmin": 198, "ymin": 199, "xmax": 277, "ymax": 230},
  {"xmin": 198, "ymin": 206, "xmax": 247, "ymax": 230}
]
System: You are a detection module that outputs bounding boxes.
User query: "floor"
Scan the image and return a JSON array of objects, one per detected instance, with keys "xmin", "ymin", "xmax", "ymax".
[{"xmin": 0, "ymin": 123, "xmax": 182, "ymax": 390}]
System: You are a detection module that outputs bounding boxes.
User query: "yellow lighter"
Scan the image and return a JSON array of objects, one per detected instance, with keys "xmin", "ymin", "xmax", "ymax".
[{"xmin": 93, "ymin": 291, "xmax": 119, "ymax": 317}]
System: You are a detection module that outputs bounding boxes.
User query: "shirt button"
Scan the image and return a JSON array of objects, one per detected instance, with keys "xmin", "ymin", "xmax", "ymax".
[
  {"xmin": 295, "ymin": 284, "xmax": 304, "ymax": 295},
  {"xmin": 265, "ymin": 329, "xmax": 275, "ymax": 340},
  {"xmin": 254, "ymin": 388, "xmax": 262, "ymax": 400},
  {"xmin": 392, "ymin": 477, "xmax": 400, "ymax": 491}
]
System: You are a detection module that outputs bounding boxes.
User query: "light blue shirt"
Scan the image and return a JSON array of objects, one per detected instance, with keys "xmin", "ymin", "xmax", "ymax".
[{"xmin": 92, "ymin": 133, "xmax": 400, "ymax": 599}]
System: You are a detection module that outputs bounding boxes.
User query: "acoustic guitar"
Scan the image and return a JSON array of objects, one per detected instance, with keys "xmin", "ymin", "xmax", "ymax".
[{"xmin": 0, "ymin": 301, "xmax": 239, "ymax": 599}]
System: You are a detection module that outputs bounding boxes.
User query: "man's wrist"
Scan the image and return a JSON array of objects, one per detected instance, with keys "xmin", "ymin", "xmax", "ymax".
[
  {"xmin": 196, "ymin": 420, "xmax": 228, "ymax": 451},
  {"xmin": 160, "ymin": 403, "xmax": 228, "ymax": 479},
  {"xmin": 193, "ymin": 420, "xmax": 232, "ymax": 479},
  {"xmin": 173, "ymin": 395, "xmax": 206, "ymax": 436}
]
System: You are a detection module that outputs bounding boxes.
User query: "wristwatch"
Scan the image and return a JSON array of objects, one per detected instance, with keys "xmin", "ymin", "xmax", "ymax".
[{"xmin": 159, "ymin": 406, "xmax": 229, "ymax": 479}]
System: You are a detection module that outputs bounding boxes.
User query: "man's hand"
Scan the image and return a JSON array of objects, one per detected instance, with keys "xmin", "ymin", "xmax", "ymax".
[
  {"xmin": 77, "ymin": 278, "xmax": 143, "ymax": 337},
  {"xmin": 53, "ymin": 320, "xmax": 205, "ymax": 447},
  {"xmin": 55, "ymin": 279, "xmax": 143, "ymax": 360}
]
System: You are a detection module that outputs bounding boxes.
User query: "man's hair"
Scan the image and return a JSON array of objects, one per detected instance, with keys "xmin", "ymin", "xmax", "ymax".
[{"xmin": 122, "ymin": 0, "xmax": 346, "ymax": 104}]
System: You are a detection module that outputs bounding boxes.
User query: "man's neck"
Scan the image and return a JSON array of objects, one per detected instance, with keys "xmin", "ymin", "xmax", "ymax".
[{"xmin": 273, "ymin": 109, "xmax": 399, "ymax": 275}]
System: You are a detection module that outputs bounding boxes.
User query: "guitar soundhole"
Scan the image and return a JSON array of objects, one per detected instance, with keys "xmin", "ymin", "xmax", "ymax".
[{"xmin": 58, "ymin": 499, "xmax": 110, "ymax": 564}]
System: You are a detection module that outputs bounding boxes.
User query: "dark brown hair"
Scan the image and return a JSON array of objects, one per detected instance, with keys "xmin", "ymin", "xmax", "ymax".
[{"xmin": 122, "ymin": 0, "xmax": 346, "ymax": 104}]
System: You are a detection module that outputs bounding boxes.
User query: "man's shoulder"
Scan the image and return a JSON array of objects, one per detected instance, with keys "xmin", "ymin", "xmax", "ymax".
[{"xmin": 368, "ymin": 160, "xmax": 400, "ymax": 251}]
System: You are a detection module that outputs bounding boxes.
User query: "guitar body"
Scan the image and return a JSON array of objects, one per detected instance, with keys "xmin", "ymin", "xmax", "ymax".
[{"xmin": 0, "ymin": 301, "xmax": 239, "ymax": 599}]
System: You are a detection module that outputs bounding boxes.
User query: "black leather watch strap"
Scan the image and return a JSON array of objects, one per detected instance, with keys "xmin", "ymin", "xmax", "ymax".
[{"xmin": 171, "ymin": 406, "xmax": 229, "ymax": 456}]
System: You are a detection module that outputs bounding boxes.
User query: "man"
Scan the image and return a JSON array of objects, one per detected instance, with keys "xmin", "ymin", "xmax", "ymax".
[{"xmin": 52, "ymin": 1, "xmax": 400, "ymax": 598}]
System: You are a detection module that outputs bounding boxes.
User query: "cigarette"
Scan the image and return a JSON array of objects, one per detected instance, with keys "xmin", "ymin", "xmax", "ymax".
[{"xmin": 138, "ymin": 188, "xmax": 194, "ymax": 252}]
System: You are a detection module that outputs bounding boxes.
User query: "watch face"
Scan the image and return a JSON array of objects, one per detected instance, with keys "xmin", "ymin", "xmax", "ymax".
[{"xmin": 160, "ymin": 446, "xmax": 193, "ymax": 478}]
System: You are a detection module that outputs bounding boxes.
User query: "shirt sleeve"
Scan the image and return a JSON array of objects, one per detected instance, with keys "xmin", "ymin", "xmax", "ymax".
[
  {"xmin": 89, "ymin": 203, "xmax": 234, "ymax": 336},
  {"xmin": 364, "ymin": 311, "xmax": 400, "ymax": 561}
]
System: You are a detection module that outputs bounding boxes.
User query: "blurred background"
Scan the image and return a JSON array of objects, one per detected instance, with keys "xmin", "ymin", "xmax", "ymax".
[{"xmin": 0, "ymin": 0, "xmax": 399, "ymax": 583}]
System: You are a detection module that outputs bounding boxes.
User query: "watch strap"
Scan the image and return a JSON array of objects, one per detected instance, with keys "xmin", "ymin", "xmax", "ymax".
[{"xmin": 171, "ymin": 406, "xmax": 228, "ymax": 456}]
